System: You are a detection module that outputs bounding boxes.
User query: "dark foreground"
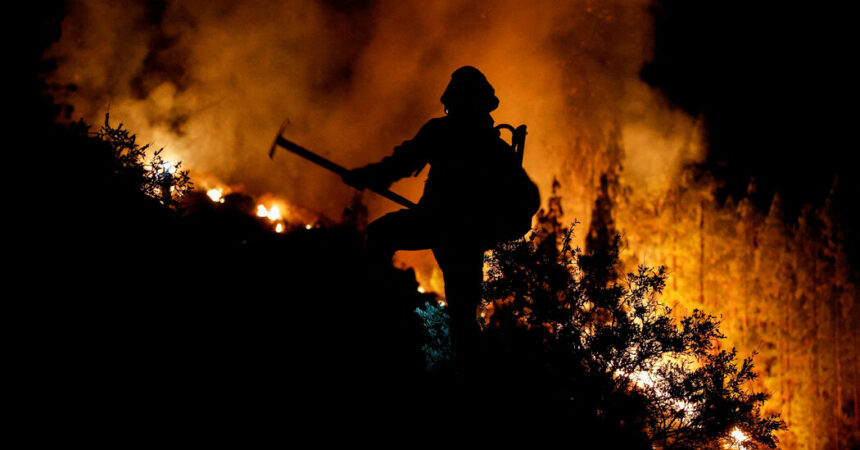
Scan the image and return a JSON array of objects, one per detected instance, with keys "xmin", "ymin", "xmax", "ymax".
[{"xmin": 26, "ymin": 123, "xmax": 643, "ymax": 446}]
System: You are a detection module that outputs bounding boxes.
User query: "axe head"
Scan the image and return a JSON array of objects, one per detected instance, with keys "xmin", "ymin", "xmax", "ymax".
[{"xmin": 268, "ymin": 120, "xmax": 290, "ymax": 159}]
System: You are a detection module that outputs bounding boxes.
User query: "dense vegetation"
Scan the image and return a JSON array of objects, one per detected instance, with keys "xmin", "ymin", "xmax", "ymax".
[{"xmin": 25, "ymin": 115, "xmax": 786, "ymax": 447}]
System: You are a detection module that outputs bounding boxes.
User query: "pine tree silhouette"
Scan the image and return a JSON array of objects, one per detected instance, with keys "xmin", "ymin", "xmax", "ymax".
[{"xmin": 476, "ymin": 183, "xmax": 785, "ymax": 448}]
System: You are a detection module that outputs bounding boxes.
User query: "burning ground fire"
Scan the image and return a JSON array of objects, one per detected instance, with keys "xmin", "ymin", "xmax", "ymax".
[
  {"xmin": 203, "ymin": 181, "xmax": 447, "ymax": 301},
  {"xmin": 204, "ymin": 184, "xmax": 320, "ymax": 233},
  {"xmin": 206, "ymin": 188, "xmax": 225, "ymax": 204},
  {"xmin": 253, "ymin": 196, "xmax": 320, "ymax": 232},
  {"xmin": 727, "ymin": 427, "xmax": 750, "ymax": 448},
  {"xmin": 255, "ymin": 202, "xmax": 315, "ymax": 233},
  {"xmin": 618, "ymin": 360, "xmax": 751, "ymax": 447}
]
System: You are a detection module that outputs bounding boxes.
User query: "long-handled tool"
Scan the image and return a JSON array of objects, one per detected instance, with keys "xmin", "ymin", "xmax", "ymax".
[{"xmin": 268, "ymin": 122, "xmax": 417, "ymax": 208}]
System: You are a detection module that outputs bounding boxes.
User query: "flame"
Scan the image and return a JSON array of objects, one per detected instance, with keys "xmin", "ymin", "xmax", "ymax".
[
  {"xmin": 256, "ymin": 200, "xmax": 301, "ymax": 234},
  {"xmin": 731, "ymin": 427, "xmax": 748, "ymax": 442},
  {"xmin": 724, "ymin": 427, "xmax": 749, "ymax": 448},
  {"xmin": 207, "ymin": 188, "xmax": 225, "ymax": 203},
  {"xmin": 256, "ymin": 203, "xmax": 282, "ymax": 221},
  {"xmin": 616, "ymin": 353, "xmax": 696, "ymax": 421}
]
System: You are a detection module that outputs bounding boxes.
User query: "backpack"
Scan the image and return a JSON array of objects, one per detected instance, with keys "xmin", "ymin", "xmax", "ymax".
[{"xmin": 485, "ymin": 124, "xmax": 541, "ymax": 243}]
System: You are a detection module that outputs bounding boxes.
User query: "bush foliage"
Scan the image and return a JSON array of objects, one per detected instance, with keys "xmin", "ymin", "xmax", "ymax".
[
  {"xmin": 479, "ymin": 193, "xmax": 786, "ymax": 448},
  {"xmin": 95, "ymin": 113, "xmax": 193, "ymax": 208}
]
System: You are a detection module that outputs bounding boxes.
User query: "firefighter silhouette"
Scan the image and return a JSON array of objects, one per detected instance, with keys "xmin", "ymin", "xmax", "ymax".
[{"xmin": 343, "ymin": 66, "xmax": 539, "ymax": 363}]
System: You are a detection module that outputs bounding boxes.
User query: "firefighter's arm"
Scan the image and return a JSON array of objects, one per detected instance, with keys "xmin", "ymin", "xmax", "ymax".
[{"xmin": 342, "ymin": 121, "xmax": 435, "ymax": 190}]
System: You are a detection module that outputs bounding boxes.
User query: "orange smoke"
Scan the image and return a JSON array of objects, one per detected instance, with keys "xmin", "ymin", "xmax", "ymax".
[
  {"xmin": 47, "ymin": 0, "xmax": 702, "ymax": 221},
  {"xmin": 47, "ymin": 0, "xmax": 708, "ymax": 300}
]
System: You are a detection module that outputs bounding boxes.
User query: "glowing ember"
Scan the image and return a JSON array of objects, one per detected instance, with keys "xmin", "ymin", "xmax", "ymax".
[
  {"xmin": 417, "ymin": 286, "xmax": 425, "ymax": 294},
  {"xmin": 305, "ymin": 224, "xmax": 312, "ymax": 230},
  {"xmin": 256, "ymin": 204, "xmax": 268, "ymax": 218},
  {"xmin": 275, "ymin": 223, "xmax": 284, "ymax": 233}
]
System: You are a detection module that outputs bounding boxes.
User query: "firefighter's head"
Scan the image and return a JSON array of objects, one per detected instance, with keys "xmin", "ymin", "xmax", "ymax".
[{"xmin": 441, "ymin": 66, "xmax": 499, "ymax": 114}]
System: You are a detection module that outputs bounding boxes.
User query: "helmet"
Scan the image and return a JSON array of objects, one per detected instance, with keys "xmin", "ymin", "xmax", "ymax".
[{"xmin": 440, "ymin": 66, "xmax": 499, "ymax": 113}]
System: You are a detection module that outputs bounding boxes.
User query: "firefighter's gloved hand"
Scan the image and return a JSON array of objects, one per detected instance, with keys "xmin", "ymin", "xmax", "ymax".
[
  {"xmin": 343, "ymin": 167, "xmax": 393, "ymax": 191},
  {"xmin": 342, "ymin": 167, "xmax": 372, "ymax": 191}
]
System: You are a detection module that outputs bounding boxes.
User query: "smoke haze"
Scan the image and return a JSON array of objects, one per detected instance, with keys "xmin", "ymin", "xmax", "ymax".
[{"xmin": 47, "ymin": 0, "xmax": 703, "ymax": 223}]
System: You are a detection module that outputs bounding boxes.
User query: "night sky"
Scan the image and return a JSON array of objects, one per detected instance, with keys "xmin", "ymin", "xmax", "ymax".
[{"xmin": 642, "ymin": 1, "xmax": 855, "ymax": 221}]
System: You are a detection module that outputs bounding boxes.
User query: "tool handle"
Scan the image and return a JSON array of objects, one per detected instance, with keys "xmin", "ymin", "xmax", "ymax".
[
  {"xmin": 275, "ymin": 136, "xmax": 349, "ymax": 176},
  {"xmin": 370, "ymin": 187, "xmax": 417, "ymax": 209},
  {"xmin": 273, "ymin": 136, "xmax": 418, "ymax": 209}
]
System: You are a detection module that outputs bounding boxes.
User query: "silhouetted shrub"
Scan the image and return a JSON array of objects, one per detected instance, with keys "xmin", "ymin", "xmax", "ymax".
[
  {"xmin": 480, "ymin": 203, "xmax": 785, "ymax": 448},
  {"xmin": 96, "ymin": 112, "xmax": 193, "ymax": 208},
  {"xmin": 415, "ymin": 301, "xmax": 452, "ymax": 370}
]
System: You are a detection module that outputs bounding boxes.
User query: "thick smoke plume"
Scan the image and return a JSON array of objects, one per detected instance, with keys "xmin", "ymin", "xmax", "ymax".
[{"xmin": 48, "ymin": 0, "xmax": 703, "ymax": 219}]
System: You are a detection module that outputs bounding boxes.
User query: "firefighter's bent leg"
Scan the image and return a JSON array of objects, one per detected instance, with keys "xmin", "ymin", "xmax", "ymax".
[
  {"xmin": 433, "ymin": 246, "xmax": 484, "ymax": 366},
  {"xmin": 365, "ymin": 209, "xmax": 433, "ymax": 262}
]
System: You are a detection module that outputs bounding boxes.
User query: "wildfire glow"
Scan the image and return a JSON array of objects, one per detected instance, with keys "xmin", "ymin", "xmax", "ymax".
[
  {"xmin": 207, "ymin": 188, "xmax": 224, "ymax": 203},
  {"xmin": 417, "ymin": 286, "xmax": 425, "ymax": 294},
  {"xmin": 256, "ymin": 202, "xmax": 289, "ymax": 233},
  {"xmin": 47, "ymin": 2, "xmax": 860, "ymax": 445},
  {"xmin": 252, "ymin": 196, "xmax": 321, "ymax": 233},
  {"xmin": 620, "ymin": 366, "xmax": 694, "ymax": 421},
  {"xmin": 256, "ymin": 204, "xmax": 282, "ymax": 221},
  {"xmin": 627, "ymin": 370, "xmax": 657, "ymax": 390},
  {"xmin": 724, "ymin": 427, "xmax": 749, "ymax": 448}
]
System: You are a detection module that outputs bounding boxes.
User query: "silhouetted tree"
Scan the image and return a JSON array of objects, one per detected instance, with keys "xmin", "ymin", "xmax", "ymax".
[
  {"xmin": 481, "ymin": 206, "xmax": 785, "ymax": 447},
  {"xmin": 96, "ymin": 112, "xmax": 193, "ymax": 208}
]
